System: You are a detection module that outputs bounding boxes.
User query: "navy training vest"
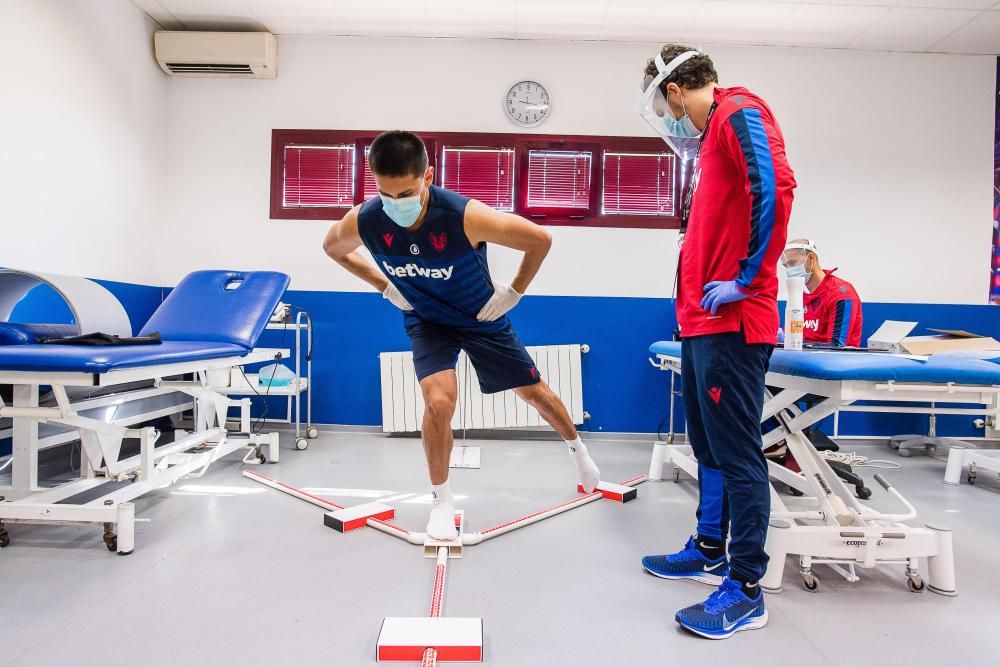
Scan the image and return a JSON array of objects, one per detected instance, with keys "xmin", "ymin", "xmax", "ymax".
[{"xmin": 358, "ymin": 186, "xmax": 506, "ymax": 332}]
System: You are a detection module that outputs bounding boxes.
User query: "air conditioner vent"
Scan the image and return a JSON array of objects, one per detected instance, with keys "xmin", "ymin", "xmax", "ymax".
[
  {"xmin": 155, "ymin": 32, "xmax": 276, "ymax": 79},
  {"xmin": 165, "ymin": 63, "xmax": 254, "ymax": 74}
]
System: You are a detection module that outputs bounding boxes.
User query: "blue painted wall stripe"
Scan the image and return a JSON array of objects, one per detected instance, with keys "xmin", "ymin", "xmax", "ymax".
[{"xmin": 5, "ymin": 279, "xmax": 1000, "ymax": 440}]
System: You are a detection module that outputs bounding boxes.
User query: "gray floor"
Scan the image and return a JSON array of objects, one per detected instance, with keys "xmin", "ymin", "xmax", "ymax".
[{"xmin": 2, "ymin": 432, "xmax": 1000, "ymax": 666}]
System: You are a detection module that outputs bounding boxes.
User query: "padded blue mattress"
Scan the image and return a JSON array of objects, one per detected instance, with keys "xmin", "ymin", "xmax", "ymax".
[
  {"xmin": 0, "ymin": 341, "xmax": 248, "ymax": 374},
  {"xmin": 0, "ymin": 269, "xmax": 290, "ymax": 375},
  {"xmin": 650, "ymin": 340, "xmax": 1000, "ymax": 385}
]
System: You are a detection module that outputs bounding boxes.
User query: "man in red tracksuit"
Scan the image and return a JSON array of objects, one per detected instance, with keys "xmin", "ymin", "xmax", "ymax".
[
  {"xmin": 782, "ymin": 239, "xmax": 864, "ymax": 347},
  {"xmin": 637, "ymin": 44, "xmax": 796, "ymax": 639}
]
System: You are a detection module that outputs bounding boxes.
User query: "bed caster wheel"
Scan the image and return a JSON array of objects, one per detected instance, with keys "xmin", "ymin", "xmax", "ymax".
[
  {"xmin": 899, "ymin": 449, "xmax": 911, "ymax": 458},
  {"xmin": 671, "ymin": 467, "xmax": 680, "ymax": 483},
  {"xmin": 306, "ymin": 427, "xmax": 319, "ymax": 439},
  {"xmin": 802, "ymin": 574, "xmax": 820, "ymax": 592},
  {"xmin": 0, "ymin": 529, "xmax": 10, "ymax": 548},
  {"xmin": 856, "ymin": 486, "xmax": 872, "ymax": 500},
  {"xmin": 295, "ymin": 438, "xmax": 309, "ymax": 451},
  {"xmin": 103, "ymin": 531, "xmax": 117, "ymax": 552},
  {"xmin": 907, "ymin": 575, "xmax": 925, "ymax": 593},
  {"xmin": 968, "ymin": 469, "xmax": 977, "ymax": 485},
  {"xmin": 258, "ymin": 453, "xmax": 267, "ymax": 464}
]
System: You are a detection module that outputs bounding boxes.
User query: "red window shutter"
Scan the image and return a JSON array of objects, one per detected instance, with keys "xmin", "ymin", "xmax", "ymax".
[
  {"xmin": 441, "ymin": 148, "xmax": 515, "ymax": 211},
  {"xmin": 283, "ymin": 145, "xmax": 355, "ymax": 208},
  {"xmin": 362, "ymin": 146, "xmax": 380, "ymax": 202},
  {"xmin": 526, "ymin": 150, "xmax": 592, "ymax": 210},
  {"xmin": 602, "ymin": 152, "xmax": 676, "ymax": 216}
]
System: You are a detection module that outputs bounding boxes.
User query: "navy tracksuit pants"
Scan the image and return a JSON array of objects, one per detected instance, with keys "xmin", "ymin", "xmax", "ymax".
[{"xmin": 681, "ymin": 332, "xmax": 772, "ymax": 583}]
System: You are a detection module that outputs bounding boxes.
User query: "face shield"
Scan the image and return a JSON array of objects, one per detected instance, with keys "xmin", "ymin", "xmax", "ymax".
[
  {"xmin": 635, "ymin": 50, "xmax": 703, "ymax": 162},
  {"xmin": 781, "ymin": 240, "xmax": 818, "ymax": 278}
]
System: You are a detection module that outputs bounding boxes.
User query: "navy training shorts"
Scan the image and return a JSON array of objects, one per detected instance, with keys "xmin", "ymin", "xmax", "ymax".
[{"xmin": 406, "ymin": 319, "xmax": 541, "ymax": 394}]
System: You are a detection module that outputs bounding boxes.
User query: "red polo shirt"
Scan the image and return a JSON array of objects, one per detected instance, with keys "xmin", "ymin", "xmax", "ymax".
[{"xmin": 803, "ymin": 269, "xmax": 863, "ymax": 347}]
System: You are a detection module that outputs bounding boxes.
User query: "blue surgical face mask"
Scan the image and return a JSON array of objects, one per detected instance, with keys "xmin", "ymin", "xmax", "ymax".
[
  {"xmin": 380, "ymin": 189, "xmax": 425, "ymax": 228},
  {"xmin": 663, "ymin": 114, "xmax": 700, "ymax": 138},
  {"xmin": 785, "ymin": 263, "xmax": 809, "ymax": 280},
  {"xmin": 662, "ymin": 89, "xmax": 702, "ymax": 139}
]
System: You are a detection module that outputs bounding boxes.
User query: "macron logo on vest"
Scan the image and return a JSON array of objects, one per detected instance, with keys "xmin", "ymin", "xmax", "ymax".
[{"xmin": 382, "ymin": 261, "xmax": 454, "ymax": 281}]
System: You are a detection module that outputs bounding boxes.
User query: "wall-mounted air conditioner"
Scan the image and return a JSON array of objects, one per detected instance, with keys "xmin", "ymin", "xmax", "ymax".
[{"xmin": 154, "ymin": 31, "xmax": 276, "ymax": 79}]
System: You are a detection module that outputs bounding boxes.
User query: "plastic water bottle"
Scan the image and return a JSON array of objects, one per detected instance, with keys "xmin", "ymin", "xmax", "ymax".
[{"xmin": 784, "ymin": 276, "xmax": 806, "ymax": 351}]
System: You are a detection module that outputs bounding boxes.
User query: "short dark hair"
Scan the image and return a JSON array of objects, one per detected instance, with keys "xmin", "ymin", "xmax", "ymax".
[
  {"xmin": 644, "ymin": 44, "xmax": 718, "ymax": 94},
  {"xmin": 368, "ymin": 130, "xmax": 428, "ymax": 179}
]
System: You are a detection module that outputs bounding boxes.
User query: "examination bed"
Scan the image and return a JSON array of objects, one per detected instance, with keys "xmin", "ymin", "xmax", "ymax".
[
  {"xmin": 648, "ymin": 340, "xmax": 964, "ymax": 596},
  {"xmin": 0, "ymin": 270, "xmax": 290, "ymax": 554}
]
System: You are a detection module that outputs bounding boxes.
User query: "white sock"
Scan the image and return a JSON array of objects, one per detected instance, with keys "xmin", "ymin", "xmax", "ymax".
[
  {"xmin": 427, "ymin": 481, "xmax": 458, "ymax": 541},
  {"xmin": 431, "ymin": 481, "xmax": 454, "ymax": 505},
  {"xmin": 566, "ymin": 437, "xmax": 600, "ymax": 493}
]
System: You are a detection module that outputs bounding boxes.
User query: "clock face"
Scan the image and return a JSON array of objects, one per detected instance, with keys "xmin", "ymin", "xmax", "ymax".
[{"xmin": 505, "ymin": 81, "xmax": 550, "ymax": 127}]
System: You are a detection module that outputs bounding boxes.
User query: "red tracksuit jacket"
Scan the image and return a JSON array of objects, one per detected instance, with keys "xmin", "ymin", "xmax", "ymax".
[
  {"xmin": 803, "ymin": 269, "xmax": 863, "ymax": 347},
  {"xmin": 677, "ymin": 86, "xmax": 797, "ymax": 345}
]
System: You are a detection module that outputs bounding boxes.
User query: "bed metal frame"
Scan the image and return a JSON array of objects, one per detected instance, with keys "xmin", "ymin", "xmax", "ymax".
[
  {"xmin": 648, "ymin": 348, "xmax": 959, "ymax": 596},
  {"xmin": 0, "ymin": 349, "xmax": 283, "ymax": 554}
]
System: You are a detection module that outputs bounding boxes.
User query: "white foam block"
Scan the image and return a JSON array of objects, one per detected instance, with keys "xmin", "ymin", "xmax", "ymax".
[
  {"xmin": 424, "ymin": 509, "xmax": 464, "ymax": 558},
  {"xmin": 324, "ymin": 502, "xmax": 395, "ymax": 532},
  {"xmin": 377, "ymin": 617, "xmax": 483, "ymax": 662},
  {"xmin": 577, "ymin": 481, "xmax": 637, "ymax": 503}
]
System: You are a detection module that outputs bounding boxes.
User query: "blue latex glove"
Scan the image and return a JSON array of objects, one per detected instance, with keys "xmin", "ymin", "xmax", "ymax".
[{"xmin": 700, "ymin": 280, "xmax": 755, "ymax": 315}]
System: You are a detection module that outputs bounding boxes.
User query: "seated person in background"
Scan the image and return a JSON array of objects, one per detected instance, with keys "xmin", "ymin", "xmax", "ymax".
[
  {"xmin": 781, "ymin": 239, "xmax": 863, "ymax": 347},
  {"xmin": 772, "ymin": 240, "xmax": 865, "ymax": 462}
]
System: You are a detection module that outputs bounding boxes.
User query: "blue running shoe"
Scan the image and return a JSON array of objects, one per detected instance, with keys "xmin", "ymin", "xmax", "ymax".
[
  {"xmin": 641, "ymin": 536, "xmax": 729, "ymax": 585},
  {"xmin": 675, "ymin": 576, "xmax": 768, "ymax": 639}
]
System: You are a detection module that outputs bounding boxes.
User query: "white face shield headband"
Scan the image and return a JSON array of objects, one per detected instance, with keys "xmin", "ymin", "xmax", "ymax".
[
  {"xmin": 782, "ymin": 240, "xmax": 819, "ymax": 264},
  {"xmin": 635, "ymin": 50, "xmax": 703, "ymax": 162},
  {"xmin": 782, "ymin": 240, "xmax": 819, "ymax": 279}
]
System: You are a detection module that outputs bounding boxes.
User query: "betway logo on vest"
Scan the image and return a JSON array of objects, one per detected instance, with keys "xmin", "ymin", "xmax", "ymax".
[{"xmin": 382, "ymin": 261, "xmax": 454, "ymax": 281}]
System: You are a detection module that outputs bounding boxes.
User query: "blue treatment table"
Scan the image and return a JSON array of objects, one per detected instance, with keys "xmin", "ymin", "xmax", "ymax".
[{"xmin": 0, "ymin": 270, "xmax": 290, "ymax": 554}]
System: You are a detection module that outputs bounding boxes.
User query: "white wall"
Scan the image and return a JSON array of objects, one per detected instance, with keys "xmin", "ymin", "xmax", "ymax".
[
  {"xmin": 0, "ymin": 0, "xmax": 166, "ymax": 285},
  {"xmin": 156, "ymin": 37, "xmax": 993, "ymax": 304}
]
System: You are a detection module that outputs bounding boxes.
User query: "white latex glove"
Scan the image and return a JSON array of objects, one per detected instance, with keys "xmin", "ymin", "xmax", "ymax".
[
  {"xmin": 382, "ymin": 283, "xmax": 414, "ymax": 311},
  {"xmin": 476, "ymin": 283, "xmax": 522, "ymax": 322}
]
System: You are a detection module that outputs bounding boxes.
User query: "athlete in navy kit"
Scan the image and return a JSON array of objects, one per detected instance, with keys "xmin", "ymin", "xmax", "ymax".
[{"xmin": 323, "ymin": 131, "xmax": 601, "ymax": 541}]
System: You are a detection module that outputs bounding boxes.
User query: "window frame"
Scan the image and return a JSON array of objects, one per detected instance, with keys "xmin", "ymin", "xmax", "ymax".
[
  {"xmin": 516, "ymin": 140, "xmax": 601, "ymax": 219},
  {"xmin": 280, "ymin": 142, "xmax": 357, "ymax": 211},
  {"xmin": 601, "ymin": 149, "xmax": 678, "ymax": 218},
  {"xmin": 270, "ymin": 129, "xmax": 682, "ymax": 229},
  {"xmin": 439, "ymin": 144, "xmax": 517, "ymax": 213}
]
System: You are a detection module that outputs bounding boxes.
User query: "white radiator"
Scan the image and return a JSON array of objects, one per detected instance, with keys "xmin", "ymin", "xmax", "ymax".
[{"xmin": 379, "ymin": 344, "xmax": 586, "ymax": 434}]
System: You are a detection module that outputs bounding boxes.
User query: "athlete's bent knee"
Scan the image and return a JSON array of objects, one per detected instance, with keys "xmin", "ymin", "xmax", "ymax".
[{"xmin": 424, "ymin": 392, "xmax": 457, "ymax": 422}]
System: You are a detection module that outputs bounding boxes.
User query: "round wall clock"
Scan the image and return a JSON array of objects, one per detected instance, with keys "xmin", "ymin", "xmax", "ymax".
[{"xmin": 505, "ymin": 80, "xmax": 550, "ymax": 127}]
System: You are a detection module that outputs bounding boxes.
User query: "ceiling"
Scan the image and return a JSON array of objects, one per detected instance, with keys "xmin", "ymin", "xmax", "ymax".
[{"xmin": 132, "ymin": 0, "xmax": 1000, "ymax": 55}]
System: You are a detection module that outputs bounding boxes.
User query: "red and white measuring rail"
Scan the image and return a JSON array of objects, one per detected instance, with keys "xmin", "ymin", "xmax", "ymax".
[
  {"xmin": 463, "ymin": 476, "xmax": 645, "ymax": 545},
  {"xmin": 242, "ymin": 469, "xmax": 418, "ymax": 543},
  {"xmin": 378, "ymin": 544, "xmax": 484, "ymax": 664},
  {"xmin": 244, "ymin": 470, "xmax": 646, "ymax": 663},
  {"xmin": 244, "ymin": 469, "xmax": 647, "ymax": 549}
]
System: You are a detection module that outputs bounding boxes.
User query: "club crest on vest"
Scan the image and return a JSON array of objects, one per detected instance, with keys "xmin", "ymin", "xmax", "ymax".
[
  {"xmin": 430, "ymin": 232, "xmax": 448, "ymax": 252},
  {"xmin": 410, "ymin": 243, "xmax": 420, "ymax": 255}
]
